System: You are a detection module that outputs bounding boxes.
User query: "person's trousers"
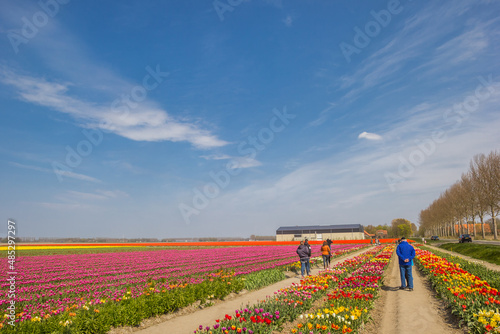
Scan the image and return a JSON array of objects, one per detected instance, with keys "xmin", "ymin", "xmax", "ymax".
[
  {"xmin": 300, "ymin": 258, "xmax": 310, "ymax": 275},
  {"xmin": 322, "ymin": 255, "xmax": 330, "ymax": 267},
  {"xmin": 399, "ymin": 264, "xmax": 413, "ymax": 288}
]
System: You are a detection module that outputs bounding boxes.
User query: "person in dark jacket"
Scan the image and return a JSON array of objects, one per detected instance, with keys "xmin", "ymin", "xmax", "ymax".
[
  {"xmin": 326, "ymin": 238, "xmax": 333, "ymax": 261},
  {"xmin": 396, "ymin": 237, "xmax": 416, "ymax": 291},
  {"xmin": 296, "ymin": 240, "xmax": 311, "ymax": 278},
  {"xmin": 304, "ymin": 239, "xmax": 312, "ymax": 273}
]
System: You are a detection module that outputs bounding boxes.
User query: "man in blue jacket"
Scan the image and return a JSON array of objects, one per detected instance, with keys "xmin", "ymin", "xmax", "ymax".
[{"xmin": 396, "ymin": 237, "xmax": 416, "ymax": 291}]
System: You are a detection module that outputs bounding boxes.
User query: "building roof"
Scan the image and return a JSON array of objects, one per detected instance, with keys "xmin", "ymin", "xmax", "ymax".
[{"xmin": 276, "ymin": 224, "xmax": 363, "ymax": 234}]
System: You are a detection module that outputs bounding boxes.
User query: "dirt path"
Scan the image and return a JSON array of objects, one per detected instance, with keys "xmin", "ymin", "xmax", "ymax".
[
  {"xmin": 120, "ymin": 247, "xmax": 370, "ymax": 334},
  {"xmin": 361, "ymin": 251, "xmax": 467, "ymax": 334}
]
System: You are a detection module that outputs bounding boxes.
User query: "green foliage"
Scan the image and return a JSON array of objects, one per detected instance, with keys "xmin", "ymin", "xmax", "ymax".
[
  {"xmin": 390, "ymin": 218, "xmax": 412, "ymax": 237},
  {"xmin": 397, "ymin": 224, "xmax": 412, "ymax": 238},
  {"xmin": 439, "ymin": 242, "xmax": 500, "ymax": 266},
  {"xmin": 243, "ymin": 268, "xmax": 286, "ymax": 291}
]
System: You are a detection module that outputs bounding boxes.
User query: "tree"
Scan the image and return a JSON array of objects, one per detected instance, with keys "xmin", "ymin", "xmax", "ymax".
[
  {"xmin": 469, "ymin": 157, "xmax": 490, "ymax": 239},
  {"xmin": 460, "ymin": 172, "xmax": 478, "ymax": 237},
  {"xmin": 474, "ymin": 151, "xmax": 500, "ymax": 239},
  {"xmin": 364, "ymin": 225, "xmax": 376, "ymax": 235},
  {"xmin": 397, "ymin": 224, "xmax": 412, "ymax": 238},
  {"xmin": 410, "ymin": 223, "xmax": 418, "ymax": 235},
  {"xmin": 448, "ymin": 182, "xmax": 468, "ymax": 235},
  {"xmin": 391, "ymin": 218, "xmax": 412, "ymax": 237}
]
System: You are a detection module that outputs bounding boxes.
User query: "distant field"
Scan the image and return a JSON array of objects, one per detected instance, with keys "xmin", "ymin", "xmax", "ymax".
[
  {"xmin": 0, "ymin": 239, "xmax": 373, "ymax": 257},
  {"xmin": 439, "ymin": 242, "xmax": 500, "ymax": 266}
]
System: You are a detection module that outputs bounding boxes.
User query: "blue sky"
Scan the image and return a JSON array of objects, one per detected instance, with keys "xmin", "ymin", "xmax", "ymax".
[{"xmin": 1, "ymin": 0, "xmax": 499, "ymax": 239}]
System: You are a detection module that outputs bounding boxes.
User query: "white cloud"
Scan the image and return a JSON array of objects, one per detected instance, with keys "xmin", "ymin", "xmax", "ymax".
[
  {"xmin": 200, "ymin": 154, "xmax": 232, "ymax": 160},
  {"xmin": 0, "ymin": 67, "xmax": 228, "ymax": 149},
  {"xmin": 102, "ymin": 160, "xmax": 144, "ymax": 174},
  {"xmin": 200, "ymin": 154, "xmax": 262, "ymax": 169},
  {"xmin": 9, "ymin": 162, "xmax": 100, "ymax": 183},
  {"xmin": 61, "ymin": 189, "xmax": 128, "ymax": 201},
  {"xmin": 308, "ymin": 103, "xmax": 336, "ymax": 127},
  {"xmin": 184, "ymin": 87, "xmax": 500, "ymax": 234},
  {"xmin": 38, "ymin": 202, "xmax": 91, "ymax": 210},
  {"xmin": 41, "ymin": 189, "xmax": 128, "ymax": 212},
  {"xmin": 336, "ymin": 3, "xmax": 494, "ymax": 103},
  {"xmin": 358, "ymin": 132, "xmax": 383, "ymax": 141},
  {"xmin": 64, "ymin": 191, "xmax": 110, "ymax": 201},
  {"xmin": 232, "ymin": 156, "xmax": 262, "ymax": 169}
]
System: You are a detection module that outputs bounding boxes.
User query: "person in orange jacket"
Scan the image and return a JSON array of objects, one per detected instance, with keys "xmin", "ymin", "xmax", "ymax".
[{"xmin": 320, "ymin": 241, "xmax": 331, "ymax": 269}]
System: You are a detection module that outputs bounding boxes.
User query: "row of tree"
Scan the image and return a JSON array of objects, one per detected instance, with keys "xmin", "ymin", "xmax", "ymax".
[
  {"xmin": 419, "ymin": 150, "xmax": 500, "ymax": 239},
  {"xmin": 365, "ymin": 218, "xmax": 417, "ymax": 238}
]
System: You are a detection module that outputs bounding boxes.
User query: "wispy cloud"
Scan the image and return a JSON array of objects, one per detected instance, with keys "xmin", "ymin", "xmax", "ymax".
[
  {"xmin": 200, "ymin": 154, "xmax": 262, "ymax": 169},
  {"xmin": 336, "ymin": 3, "xmax": 494, "ymax": 103},
  {"xmin": 0, "ymin": 67, "xmax": 228, "ymax": 149},
  {"xmin": 187, "ymin": 84, "xmax": 500, "ymax": 231},
  {"xmin": 102, "ymin": 160, "xmax": 144, "ymax": 174},
  {"xmin": 308, "ymin": 103, "xmax": 336, "ymax": 127},
  {"xmin": 358, "ymin": 132, "xmax": 382, "ymax": 141},
  {"xmin": 200, "ymin": 154, "xmax": 232, "ymax": 160},
  {"xmin": 9, "ymin": 162, "xmax": 100, "ymax": 183},
  {"xmin": 38, "ymin": 202, "xmax": 92, "ymax": 211},
  {"xmin": 60, "ymin": 189, "xmax": 128, "ymax": 201},
  {"xmin": 40, "ymin": 189, "xmax": 128, "ymax": 211}
]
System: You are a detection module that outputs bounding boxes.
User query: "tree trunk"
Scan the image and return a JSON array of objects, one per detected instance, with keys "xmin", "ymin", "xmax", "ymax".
[
  {"xmin": 479, "ymin": 215, "xmax": 485, "ymax": 239},
  {"xmin": 492, "ymin": 209, "xmax": 498, "ymax": 240}
]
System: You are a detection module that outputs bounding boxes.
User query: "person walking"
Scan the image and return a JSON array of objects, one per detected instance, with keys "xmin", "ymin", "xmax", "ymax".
[
  {"xmin": 304, "ymin": 239, "xmax": 312, "ymax": 274},
  {"xmin": 326, "ymin": 238, "xmax": 333, "ymax": 262},
  {"xmin": 320, "ymin": 241, "xmax": 331, "ymax": 269},
  {"xmin": 296, "ymin": 240, "xmax": 311, "ymax": 278},
  {"xmin": 396, "ymin": 237, "xmax": 416, "ymax": 291}
]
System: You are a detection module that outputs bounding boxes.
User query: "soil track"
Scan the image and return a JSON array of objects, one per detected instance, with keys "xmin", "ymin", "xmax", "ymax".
[{"xmin": 360, "ymin": 250, "xmax": 467, "ymax": 334}]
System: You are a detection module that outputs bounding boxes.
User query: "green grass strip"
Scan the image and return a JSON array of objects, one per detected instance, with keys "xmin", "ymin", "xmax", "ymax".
[{"xmin": 439, "ymin": 242, "xmax": 500, "ymax": 266}]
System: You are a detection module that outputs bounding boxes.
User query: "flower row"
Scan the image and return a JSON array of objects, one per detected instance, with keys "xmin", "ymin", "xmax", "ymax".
[
  {"xmin": 291, "ymin": 245, "xmax": 393, "ymax": 334},
  {"xmin": 194, "ymin": 246, "xmax": 382, "ymax": 334},
  {"xmin": 415, "ymin": 248, "xmax": 500, "ymax": 333}
]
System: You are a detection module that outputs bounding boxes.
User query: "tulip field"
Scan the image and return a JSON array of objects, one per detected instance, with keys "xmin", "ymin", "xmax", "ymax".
[
  {"xmin": 0, "ymin": 243, "xmax": 364, "ymax": 333},
  {"xmin": 3, "ymin": 242, "xmax": 499, "ymax": 334},
  {"xmin": 415, "ymin": 247, "xmax": 500, "ymax": 333},
  {"xmin": 193, "ymin": 244, "xmax": 394, "ymax": 334}
]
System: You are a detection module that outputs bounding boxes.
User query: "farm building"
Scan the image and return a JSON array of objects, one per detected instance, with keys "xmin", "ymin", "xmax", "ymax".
[{"xmin": 275, "ymin": 224, "xmax": 365, "ymax": 241}]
